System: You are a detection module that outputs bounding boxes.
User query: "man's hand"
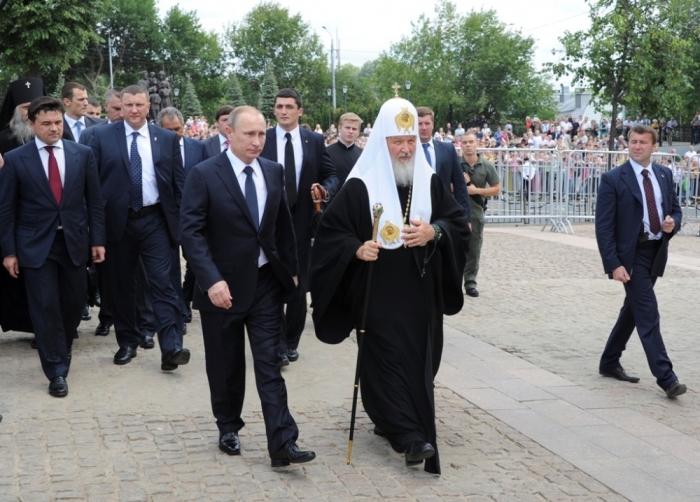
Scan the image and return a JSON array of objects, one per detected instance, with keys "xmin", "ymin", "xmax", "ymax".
[
  {"xmin": 0, "ymin": 152, "xmax": 4, "ymax": 169},
  {"xmin": 3, "ymin": 256, "xmax": 19, "ymax": 278},
  {"xmin": 662, "ymin": 215, "xmax": 675, "ymax": 234},
  {"xmin": 402, "ymin": 220, "xmax": 435, "ymax": 247},
  {"xmin": 467, "ymin": 184, "xmax": 480, "ymax": 195},
  {"xmin": 463, "ymin": 172, "xmax": 471, "ymax": 184},
  {"xmin": 311, "ymin": 183, "xmax": 327, "ymax": 203},
  {"xmin": 208, "ymin": 280, "xmax": 232, "ymax": 309},
  {"xmin": 356, "ymin": 240, "xmax": 382, "ymax": 261},
  {"xmin": 612, "ymin": 266, "xmax": 630, "ymax": 283},
  {"xmin": 91, "ymin": 246, "xmax": 106, "ymax": 263}
]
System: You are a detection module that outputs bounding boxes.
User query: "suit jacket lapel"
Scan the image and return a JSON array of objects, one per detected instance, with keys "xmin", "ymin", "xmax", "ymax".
[
  {"xmin": 62, "ymin": 118, "xmax": 75, "ymax": 142},
  {"xmin": 299, "ymin": 128, "xmax": 309, "ymax": 182},
  {"xmin": 258, "ymin": 159, "xmax": 277, "ymax": 230},
  {"xmin": 264, "ymin": 129, "xmax": 278, "ymax": 162},
  {"xmin": 652, "ymin": 163, "xmax": 671, "ymax": 217},
  {"xmin": 114, "ymin": 122, "xmax": 131, "ymax": 175},
  {"xmin": 21, "ymin": 143, "xmax": 58, "ymax": 206},
  {"xmin": 214, "ymin": 154, "xmax": 257, "ymax": 230},
  {"xmin": 148, "ymin": 124, "xmax": 161, "ymax": 171},
  {"xmin": 185, "ymin": 138, "xmax": 194, "ymax": 170},
  {"xmin": 432, "ymin": 142, "xmax": 441, "ymax": 175},
  {"xmin": 60, "ymin": 141, "xmax": 79, "ymax": 205},
  {"xmin": 620, "ymin": 161, "xmax": 643, "ymax": 205}
]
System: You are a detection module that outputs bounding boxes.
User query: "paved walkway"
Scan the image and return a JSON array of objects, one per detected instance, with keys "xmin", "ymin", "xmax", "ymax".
[{"xmin": 1, "ymin": 223, "xmax": 698, "ymax": 501}]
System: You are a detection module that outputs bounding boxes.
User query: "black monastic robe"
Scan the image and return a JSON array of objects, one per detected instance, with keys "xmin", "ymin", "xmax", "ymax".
[{"xmin": 310, "ymin": 174, "xmax": 470, "ymax": 475}]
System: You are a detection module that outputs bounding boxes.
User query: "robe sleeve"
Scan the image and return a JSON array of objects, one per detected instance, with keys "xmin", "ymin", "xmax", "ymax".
[{"xmin": 310, "ymin": 179, "xmax": 372, "ymax": 344}]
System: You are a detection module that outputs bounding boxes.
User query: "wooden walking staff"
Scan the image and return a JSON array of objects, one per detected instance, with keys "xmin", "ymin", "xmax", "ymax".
[{"xmin": 347, "ymin": 203, "xmax": 383, "ymax": 464}]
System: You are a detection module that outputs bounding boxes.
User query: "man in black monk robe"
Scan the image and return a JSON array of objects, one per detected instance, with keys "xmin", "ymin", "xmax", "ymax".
[{"xmin": 310, "ymin": 98, "xmax": 470, "ymax": 475}]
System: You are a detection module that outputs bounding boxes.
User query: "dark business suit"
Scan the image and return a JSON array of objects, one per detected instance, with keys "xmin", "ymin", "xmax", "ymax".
[
  {"xmin": 260, "ymin": 126, "xmax": 339, "ymax": 354},
  {"xmin": 180, "ymin": 152, "xmax": 299, "ymax": 455},
  {"xmin": 204, "ymin": 134, "xmax": 226, "ymax": 159},
  {"xmin": 179, "ymin": 137, "xmax": 208, "ymax": 313},
  {"xmin": 0, "ymin": 140, "xmax": 105, "ymax": 380},
  {"xmin": 86, "ymin": 121, "xmax": 185, "ymax": 357},
  {"xmin": 432, "ymin": 140, "xmax": 472, "ymax": 220},
  {"xmin": 80, "ymin": 124, "xmax": 155, "ymax": 335},
  {"xmin": 595, "ymin": 160, "xmax": 682, "ymax": 389},
  {"xmin": 63, "ymin": 115, "xmax": 106, "ymax": 142}
]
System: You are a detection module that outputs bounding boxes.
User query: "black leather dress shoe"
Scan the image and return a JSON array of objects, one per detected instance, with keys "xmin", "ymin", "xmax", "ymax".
[
  {"xmin": 404, "ymin": 441, "xmax": 435, "ymax": 466},
  {"xmin": 270, "ymin": 440, "xmax": 316, "ymax": 467},
  {"xmin": 140, "ymin": 333, "xmax": 155, "ymax": 349},
  {"xmin": 465, "ymin": 288, "xmax": 479, "ymax": 298},
  {"xmin": 94, "ymin": 323, "xmax": 111, "ymax": 336},
  {"xmin": 161, "ymin": 349, "xmax": 190, "ymax": 371},
  {"xmin": 218, "ymin": 432, "xmax": 241, "ymax": 455},
  {"xmin": 182, "ymin": 323, "xmax": 187, "ymax": 335},
  {"xmin": 114, "ymin": 347, "xmax": 137, "ymax": 365},
  {"xmin": 81, "ymin": 304, "xmax": 92, "ymax": 321},
  {"xmin": 665, "ymin": 381, "xmax": 687, "ymax": 399},
  {"xmin": 373, "ymin": 426, "xmax": 385, "ymax": 437},
  {"xmin": 599, "ymin": 367, "xmax": 640, "ymax": 383},
  {"xmin": 48, "ymin": 376, "xmax": 68, "ymax": 397},
  {"xmin": 95, "ymin": 292, "xmax": 101, "ymax": 307},
  {"xmin": 279, "ymin": 352, "xmax": 289, "ymax": 367},
  {"xmin": 184, "ymin": 309, "xmax": 192, "ymax": 323},
  {"xmin": 286, "ymin": 349, "xmax": 299, "ymax": 362}
]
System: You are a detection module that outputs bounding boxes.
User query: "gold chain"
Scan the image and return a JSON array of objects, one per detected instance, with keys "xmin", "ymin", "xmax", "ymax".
[{"xmin": 403, "ymin": 184, "xmax": 412, "ymax": 227}]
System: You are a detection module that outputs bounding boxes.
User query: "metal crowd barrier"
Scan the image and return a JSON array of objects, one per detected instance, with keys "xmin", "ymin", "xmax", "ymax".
[{"xmin": 475, "ymin": 148, "xmax": 700, "ymax": 235}]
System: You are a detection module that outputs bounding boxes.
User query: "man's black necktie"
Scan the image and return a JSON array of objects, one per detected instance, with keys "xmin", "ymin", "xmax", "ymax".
[
  {"xmin": 642, "ymin": 169, "xmax": 661, "ymax": 235},
  {"xmin": 243, "ymin": 166, "xmax": 259, "ymax": 231},
  {"xmin": 284, "ymin": 132, "xmax": 297, "ymax": 208}
]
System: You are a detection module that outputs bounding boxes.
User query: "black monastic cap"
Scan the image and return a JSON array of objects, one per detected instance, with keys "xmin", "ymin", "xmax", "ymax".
[{"xmin": 0, "ymin": 78, "xmax": 48, "ymax": 130}]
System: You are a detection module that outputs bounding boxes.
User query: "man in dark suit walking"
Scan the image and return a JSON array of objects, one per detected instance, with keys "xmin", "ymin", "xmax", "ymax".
[
  {"xmin": 61, "ymin": 82, "xmax": 105, "ymax": 143},
  {"xmin": 596, "ymin": 124, "xmax": 686, "ymax": 399},
  {"xmin": 203, "ymin": 105, "xmax": 233, "ymax": 159},
  {"xmin": 260, "ymin": 88, "xmax": 339, "ymax": 365},
  {"xmin": 86, "ymin": 85, "xmax": 189, "ymax": 370},
  {"xmin": 0, "ymin": 97, "xmax": 105, "ymax": 396},
  {"xmin": 157, "ymin": 106, "xmax": 207, "ymax": 323},
  {"xmin": 181, "ymin": 105, "xmax": 315, "ymax": 467}
]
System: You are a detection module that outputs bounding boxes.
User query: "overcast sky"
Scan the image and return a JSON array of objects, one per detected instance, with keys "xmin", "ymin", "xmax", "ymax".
[{"xmin": 159, "ymin": 0, "xmax": 591, "ymax": 75}]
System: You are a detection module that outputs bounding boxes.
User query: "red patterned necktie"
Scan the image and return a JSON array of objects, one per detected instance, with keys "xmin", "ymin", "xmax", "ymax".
[
  {"xmin": 45, "ymin": 146, "xmax": 62, "ymax": 205},
  {"xmin": 641, "ymin": 169, "xmax": 661, "ymax": 235}
]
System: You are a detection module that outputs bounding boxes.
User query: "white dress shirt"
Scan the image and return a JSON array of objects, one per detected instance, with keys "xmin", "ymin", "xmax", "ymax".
[
  {"xmin": 64, "ymin": 114, "xmax": 86, "ymax": 141},
  {"xmin": 35, "ymin": 138, "xmax": 66, "ymax": 186},
  {"xmin": 275, "ymin": 125, "xmax": 303, "ymax": 189},
  {"xmin": 218, "ymin": 134, "xmax": 229, "ymax": 153},
  {"xmin": 630, "ymin": 158, "xmax": 664, "ymax": 240},
  {"xmin": 124, "ymin": 122, "xmax": 159, "ymax": 206},
  {"xmin": 226, "ymin": 150, "xmax": 268, "ymax": 267},
  {"xmin": 179, "ymin": 137, "xmax": 185, "ymax": 168}
]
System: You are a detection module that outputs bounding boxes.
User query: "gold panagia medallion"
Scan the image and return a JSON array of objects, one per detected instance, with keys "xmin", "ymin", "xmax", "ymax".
[
  {"xmin": 394, "ymin": 107, "xmax": 415, "ymax": 134},
  {"xmin": 380, "ymin": 220, "xmax": 401, "ymax": 245}
]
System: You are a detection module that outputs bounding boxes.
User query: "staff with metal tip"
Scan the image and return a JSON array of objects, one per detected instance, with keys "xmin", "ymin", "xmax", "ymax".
[{"xmin": 347, "ymin": 203, "xmax": 383, "ymax": 465}]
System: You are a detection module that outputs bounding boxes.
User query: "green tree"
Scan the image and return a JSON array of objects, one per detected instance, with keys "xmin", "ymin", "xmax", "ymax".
[
  {"xmin": 226, "ymin": 73, "xmax": 246, "ymax": 107},
  {"xmin": 180, "ymin": 79, "xmax": 202, "ymax": 117},
  {"xmin": 226, "ymin": 2, "xmax": 330, "ymax": 125},
  {"xmin": 549, "ymin": 0, "xmax": 695, "ymax": 150},
  {"xmin": 0, "ymin": 0, "xmax": 108, "ymax": 77},
  {"xmin": 259, "ymin": 65, "xmax": 279, "ymax": 121}
]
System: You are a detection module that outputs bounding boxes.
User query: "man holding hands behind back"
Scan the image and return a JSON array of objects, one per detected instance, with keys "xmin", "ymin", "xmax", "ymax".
[
  {"xmin": 180, "ymin": 106, "xmax": 315, "ymax": 467},
  {"xmin": 595, "ymin": 124, "xmax": 686, "ymax": 398}
]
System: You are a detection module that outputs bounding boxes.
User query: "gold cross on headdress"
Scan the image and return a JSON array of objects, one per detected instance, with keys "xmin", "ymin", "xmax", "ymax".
[{"xmin": 391, "ymin": 82, "xmax": 401, "ymax": 97}]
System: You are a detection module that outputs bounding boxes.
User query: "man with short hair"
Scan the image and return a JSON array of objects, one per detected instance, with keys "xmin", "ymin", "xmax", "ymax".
[
  {"xmin": 0, "ymin": 96, "xmax": 105, "ymax": 396},
  {"xmin": 86, "ymin": 85, "xmax": 189, "ymax": 370},
  {"xmin": 596, "ymin": 124, "xmax": 686, "ymax": 399},
  {"xmin": 103, "ymin": 88, "xmax": 123, "ymax": 123},
  {"xmin": 310, "ymin": 98, "xmax": 470, "ymax": 473},
  {"xmin": 86, "ymin": 98, "xmax": 102, "ymax": 118},
  {"xmin": 61, "ymin": 82, "xmax": 104, "ymax": 143},
  {"xmin": 180, "ymin": 105, "xmax": 315, "ymax": 467},
  {"xmin": 204, "ymin": 105, "xmax": 234, "ymax": 158},
  {"xmin": 326, "ymin": 112, "xmax": 363, "ymax": 184},
  {"xmin": 460, "ymin": 132, "xmax": 500, "ymax": 298},
  {"xmin": 260, "ymin": 88, "xmax": 339, "ymax": 365}
]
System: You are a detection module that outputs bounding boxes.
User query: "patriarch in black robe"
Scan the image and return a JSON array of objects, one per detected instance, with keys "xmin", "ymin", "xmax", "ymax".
[{"xmin": 310, "ymin": 98, "xmax": 470, "ymax": 474}]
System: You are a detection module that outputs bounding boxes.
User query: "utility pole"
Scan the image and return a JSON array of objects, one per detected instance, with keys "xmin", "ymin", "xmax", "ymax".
[
  {"xmin": 322, "ymin": 26, "xmax": 336, "ymax": 109},
  {"xmin": 108, "ymin": 36, "xmax": 114, "ymax": 88}
]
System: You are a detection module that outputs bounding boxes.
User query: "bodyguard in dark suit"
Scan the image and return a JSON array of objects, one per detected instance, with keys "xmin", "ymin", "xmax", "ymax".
[
  {"xmin": 157, "ymin": 106, "xmax": 207, "ymax": 323},
  {"xmin": 86, "ymin": 85, "xmax": 189, "ymax": 370},
  {"xmin": 260, "ymin": 88, "xmax": 339, "ymax": 364},
  {"xmin": 181, "ymin": 106, "xmax": 315, "ymax": 467},
  {"xmin": 595, "ymin": 124, "xmax": 686, "ymax": 399},
  {"xmin": 203, "ymin": 105, "xmax": 234, "ymax": 159},
  {"xmin": 0, "ymin": 97, "xmax": 105, "ymax": 397},
  {"xmin": 61, "ymin": 82, "xmax": 105, "ymax": 143}
]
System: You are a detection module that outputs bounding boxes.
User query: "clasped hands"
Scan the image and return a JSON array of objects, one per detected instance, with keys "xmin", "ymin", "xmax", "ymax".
[{"xmin": 356, "ymin": 220, "xmax": 435, "ymax": 261}]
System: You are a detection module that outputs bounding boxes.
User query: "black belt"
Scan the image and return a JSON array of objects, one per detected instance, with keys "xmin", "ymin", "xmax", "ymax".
[
  {"xmin": 637, "ymin": 238, "xmax": 662, "ymax": 250},
  {"xmin": 128, "ymin": 203, "xmax": 162, "ymax": 219}
]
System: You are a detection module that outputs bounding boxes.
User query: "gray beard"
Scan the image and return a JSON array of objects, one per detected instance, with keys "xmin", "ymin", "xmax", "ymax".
[
  {"xmin": 392, "ymin": 157, "xmax": 414, "ymax": 187},
  {"xmin": 10, "ymin": 109, "xmax": 34, "ymax": 145}
]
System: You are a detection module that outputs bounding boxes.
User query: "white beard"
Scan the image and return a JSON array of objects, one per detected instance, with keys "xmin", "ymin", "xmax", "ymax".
[
  {"xmin": 392, "ymin": 157, "xmax": 414, "ymax": 187},
  {"xmin": 9, "ymin": 108, "xmax": 34, "ymax": 145}
]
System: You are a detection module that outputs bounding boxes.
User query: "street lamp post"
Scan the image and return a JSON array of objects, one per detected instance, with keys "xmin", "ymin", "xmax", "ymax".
[
  {"xmin": 342, "ymin": 85, "xmax": 348, "ymax": 113},
  {"xmin": 405, "ymin": 80, "xmax": 412, "ymax": 101},
  {"xmin": 322, "ymin": 26, "xmax": 337, "ymax": 109},
  {"xmin": 173, "ymin": 87, "xmax": 180, "ymax": 108},
  {"xmin": 326, "ymin": 88, "xmax": 332, "ymax": 132}
]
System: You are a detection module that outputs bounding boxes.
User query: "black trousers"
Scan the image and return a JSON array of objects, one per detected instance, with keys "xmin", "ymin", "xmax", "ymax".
[
  {"xmin": 182, "ymin": 250, "xmax": 196, "ymax": 308},
  {"xmin": 200, "ymin": 265, "xmax": 298, "ymax": 456},
  {"xmin": 97, "ymin": 259, "xmax": 155, "ymax": 334},
  {"xmin": 106, "ymin": 211, "xmax": 183, "ymax": 356},
  {"xmin": 23, "ymin": 232, "xmax": 85, "ymax": 380},
  {"xmin": 600, "ymin": 245, "xmax": 677, "ymax": 389},
  {"xmin": 279, "ymin": 239, "xmax": 310, "ymax": 353},
  {"xmin": 170, "ymin": 245, "xmax": 188, "ymax": 318}
]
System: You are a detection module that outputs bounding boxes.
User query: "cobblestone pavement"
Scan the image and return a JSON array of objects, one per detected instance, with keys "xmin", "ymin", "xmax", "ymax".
[{"xmin": 1, "ymin": 223, "xmax": 697, "ymax": 501}]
